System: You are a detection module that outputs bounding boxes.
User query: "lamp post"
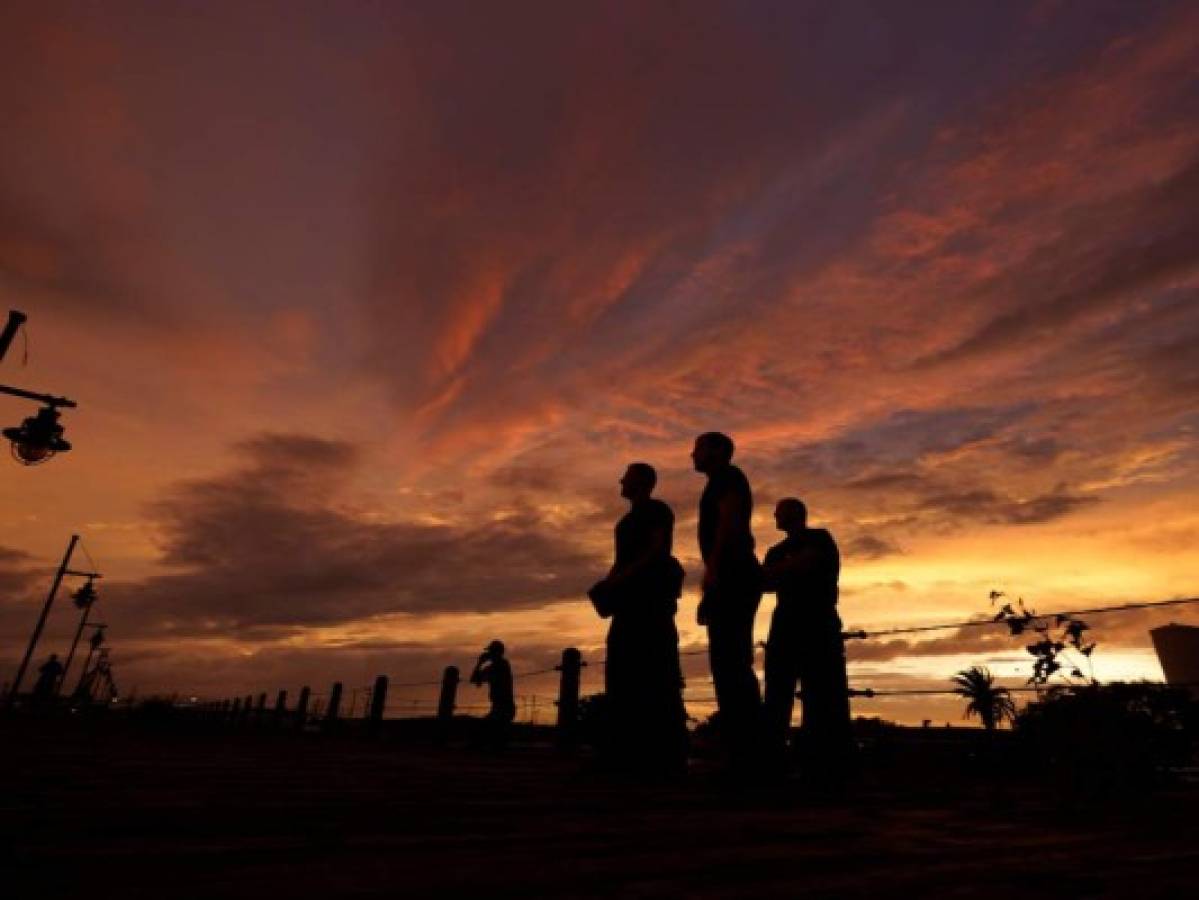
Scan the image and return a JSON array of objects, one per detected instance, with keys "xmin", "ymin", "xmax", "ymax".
[
  {"xmin": 74, "ymin": 624, "xmax": 107, "ymax": 697},
  {"xmin": 0, "ymin": 310, "xmax": 26, "ymax": 360},
  {"xmin": 1, "ymin": 310, "xmax": 78, "ymax": 465},
  {"xmin": 6, "ymin": 535, "xmax": 102, "ymax": 707},
  {"xmin": 59, "ymin": 576, "xmax": 102, "ymax": 695}
]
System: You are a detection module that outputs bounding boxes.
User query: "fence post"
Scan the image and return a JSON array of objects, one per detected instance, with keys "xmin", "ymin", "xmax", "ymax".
[
  {"xmin": 255, "ymin": 692, "xmax": 267, "ymax": 726},
  {"xmin": 368, "ymin": 675, "xmax": 388, "ymax": 735},
  {"xmin": 326, "ymin": 681, "xmax": 343, "ymax": 728},
  {"xmin": 273, "ymin": 689, "xmax": 288, "ymax": 727},
  {"xmin": 437, "ymin": 665, "xmax": 460, "ymax": 743},
  {"xmin": 295, "ymin": 686, "xmax": 311, "ymax": 730},
  {"xmin": 555, "ymin": 648, "xmax": 584, "ymax": 751}
]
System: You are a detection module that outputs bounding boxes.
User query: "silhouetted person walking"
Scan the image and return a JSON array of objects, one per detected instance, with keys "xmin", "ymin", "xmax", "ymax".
[
  {"xmin": 470, "ymin": 640, "xmax": 515, "ymax": 750},
  {"xmin": 692, "ymin": 432, "xmax": 763, "ymax": 773},
  {"xmin": 762, "ymin": 498, "xmax": 852, "ymax": 782},
  {"xmin": 589, "ymin": 463, "xmax": 687, "ymax": 774},
  {"xmin": 31, "ymin": 653, "xmax": 64, "ymax": 706}
]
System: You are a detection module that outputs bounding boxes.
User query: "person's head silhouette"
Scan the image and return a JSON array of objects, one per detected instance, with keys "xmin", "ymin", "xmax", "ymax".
[
  {"xmin": 774, "ymin": 497, "xmax": 807, "ymax": 534},
  {"xmin": 620, "ymin": 462, "xmax": 657, "ymax": 502},
  {"xmin": 485, "ymin": 640, "xmax": 505, "ymax": 659},
  {"xmin": 691, "ymin": 432, "xmax": 734, "ymax": 474}
]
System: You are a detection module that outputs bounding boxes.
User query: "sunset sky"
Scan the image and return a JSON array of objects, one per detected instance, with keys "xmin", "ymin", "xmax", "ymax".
[{"xmin": 1, "ymin": 1, "xmax": 1196, "ymax": 723}]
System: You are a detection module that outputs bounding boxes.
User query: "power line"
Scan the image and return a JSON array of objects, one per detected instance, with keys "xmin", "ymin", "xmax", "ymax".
[
  {"xmin": 848, "ymin": 679, "xmax": 1199, "ymax": 698},
  {"xmin": 844, "ymin": 596, "xmax": 1199, "ymax": 640}
]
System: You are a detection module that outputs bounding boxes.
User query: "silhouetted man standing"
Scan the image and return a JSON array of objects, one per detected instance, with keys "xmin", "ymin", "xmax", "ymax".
[
  {"xmin": 762, "ymin": 498, "xmax": 851, "ymax": 780},
  {"xmin": 692, "ymin": 432, "xmax": 763, "ymax": 772},
  {"xmin": 470, "ymin": 640, "xmax": 515, "ymax": 750},
  {"xmin": 589, "ymin": 463, "xmax": 687, "ymax": 773}
]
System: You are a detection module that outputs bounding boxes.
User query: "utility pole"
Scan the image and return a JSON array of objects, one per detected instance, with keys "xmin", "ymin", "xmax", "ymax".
[{"xmin": 7, "ymin": 534, "xmax": 79, "ymax": 706}]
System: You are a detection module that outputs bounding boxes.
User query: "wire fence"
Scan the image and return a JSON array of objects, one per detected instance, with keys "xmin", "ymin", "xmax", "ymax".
[{"xmin": 192, "ymin": 593, "xmax": 1196, "ymax": 726}]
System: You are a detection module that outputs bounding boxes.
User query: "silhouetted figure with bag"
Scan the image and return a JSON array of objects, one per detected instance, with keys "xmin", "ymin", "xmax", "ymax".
[
  {"xmin": 692, "ymin": 432, "xmax": 763, "ymax": 774},
  {"xmin": 589, "ymin": 463, "xmax": 687, "ymax": 774},
  {"xmin": 31, "ymin": 654, "xmax": 64, "ymax": 707},
  {"xmin": 762, "ymin": 498, "xmax": 852, "ymax": 783},
  {"xmin": 470, "ymin": 640, "xmax": 515, "ymax": 751}
]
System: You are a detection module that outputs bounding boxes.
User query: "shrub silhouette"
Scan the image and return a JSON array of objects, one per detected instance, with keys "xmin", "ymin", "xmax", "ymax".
[{"xmin": 1015, "ymin": 682, "xmax": 1198, "ymax": 790}]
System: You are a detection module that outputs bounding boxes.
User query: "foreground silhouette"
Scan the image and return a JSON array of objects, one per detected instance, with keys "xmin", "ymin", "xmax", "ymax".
[
  {"xmin": 692, "ymin": 432, "xmax": 764, "ymax": 773},
  {"xmin": 470, "ymin": 640, "xmax": 515, "ymax": 750},
  {"xmin": 8, "ymin": 711, "xmax": 1196, "ymax": 898},
  {"xmin": 762, "ymin": 497, "xmax": 852, "ymax": 781},
  {"xmin": 589, "ymin": 462, "xmax": 687, "ymax": 774},
  {"xmin": 31, "ymin": 653, "xmax": 63, "ymax": 706}
]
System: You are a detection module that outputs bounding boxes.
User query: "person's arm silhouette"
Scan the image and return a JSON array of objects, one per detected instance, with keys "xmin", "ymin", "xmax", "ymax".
[
  {"xmin": 470, "ymin": 655, "xmax": 489, "ymax": 687},
  {"xmin": 609, "ymin": 523, "xmax": 669, "ymax": 587}
]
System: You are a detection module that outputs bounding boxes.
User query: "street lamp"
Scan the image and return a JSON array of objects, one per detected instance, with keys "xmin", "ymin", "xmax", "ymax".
[
  {"xmin": 1, "ymin": 310, "xmax": 78, "ymax": 466},
  {"xmin": 3, "ymin": 403, "xmax": 72, "ymax": 464}
]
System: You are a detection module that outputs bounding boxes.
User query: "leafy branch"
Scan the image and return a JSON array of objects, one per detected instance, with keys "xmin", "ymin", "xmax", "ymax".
[{"xmin": 989, "ymin": 591, "xmax": 1097, "ymax": 686}]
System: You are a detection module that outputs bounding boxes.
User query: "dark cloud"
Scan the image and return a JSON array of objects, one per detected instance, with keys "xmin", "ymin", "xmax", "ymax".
[
  {"xmin": 0, "ymin": 545, "xmax": 32, "ymax": 565},
  {"xmin": 108, "ymin": 434, "xmax": 603, "ymax": 635},
  {"xmin": 782, "ymin": 404, "xmax": 1037, "ymax": 488},
  {"xmin": 846, "ymin": 626, "xmax": 1013, "ymax": 663},
  {"xmin": 925, "ymin": 158, "xmax": 1199, "ymax": 367},
  {"xmin": 999, "ymin": 436, "xmax": 1064, "ymax": 464},
  {"xmin": 918, "ymin": 484, "xmax": 1098, "ymax": 526},
  {"xmin": 0, "ymin": 544, "xmax": 37, "ymax": 600},
  {"xmin": 844, "ymin": 535, "xmax": 903, "ymax": 560}
]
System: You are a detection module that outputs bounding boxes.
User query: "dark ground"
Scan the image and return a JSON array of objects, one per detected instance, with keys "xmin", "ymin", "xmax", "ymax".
[{"xmin": 3, "ymin": 716, "xmax": 1197, "ymax": 899}]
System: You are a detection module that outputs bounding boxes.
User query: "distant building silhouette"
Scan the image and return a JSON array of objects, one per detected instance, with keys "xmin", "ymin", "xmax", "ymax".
[{"xmin": 1151, "ymin": 623, "xmax": 1199, "ymax": 696}]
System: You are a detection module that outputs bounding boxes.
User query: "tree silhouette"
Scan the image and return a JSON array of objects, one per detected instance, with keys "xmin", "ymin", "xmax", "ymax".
[{"xmin": 953, "ymin": 666, "xmax": 1016, "ymax": 731}]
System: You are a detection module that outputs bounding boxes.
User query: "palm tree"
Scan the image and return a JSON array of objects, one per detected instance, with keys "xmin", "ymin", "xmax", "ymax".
[{"xmin": 952, "ymin": 666, "xmax": 1017, "ymax": 731}]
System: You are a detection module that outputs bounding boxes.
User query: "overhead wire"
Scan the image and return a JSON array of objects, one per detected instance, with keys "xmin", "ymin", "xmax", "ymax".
[{"xmin": 843, "ymin": 596, "xmax": 1199, "ymax": 640}]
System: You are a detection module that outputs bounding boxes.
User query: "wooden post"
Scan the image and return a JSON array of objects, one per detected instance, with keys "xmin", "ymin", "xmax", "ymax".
[
  {"xmin": 242, "ymin": 694, "xmax": 253, "ymax": 724},
  {"xmin": 437, "ymin": 665, "xmax": 459, "ymax": 743},
  {"xmin": 326, "ymin": 681, "xmax": 343, "ymax": 726},
  {"xmin": 273, "ymin": 689, "xmax": 287, "ymax": 727},
  {"xmin": 255, "ymin": 692, "xmax": 267, "ymax": 725},
  {"xmin": 368, "ymin": 675, "xmax": 388, "ymax": 735},
  {"xmin": 295, "ymin": 686, "xmax": 311, "ymax": 729},
  {"xmin": 555, "ymin": 648, "xmax": 584, "ymax": 751}
]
